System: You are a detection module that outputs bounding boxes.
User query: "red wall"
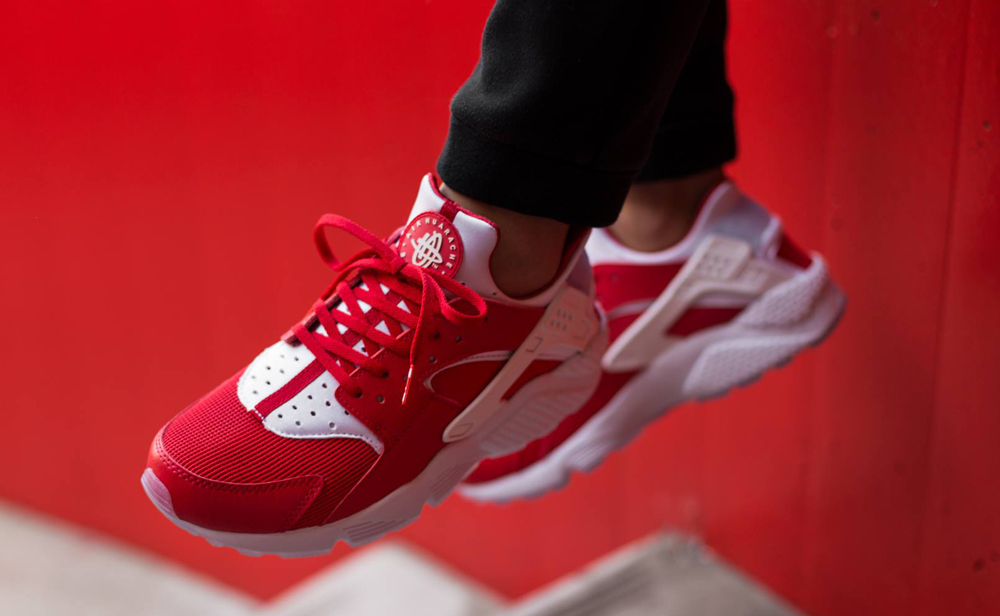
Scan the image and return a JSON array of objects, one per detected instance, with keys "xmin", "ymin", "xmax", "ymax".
[{"xmin": 1, "ymin": 1, "xmax": 997, "ymax": 614}]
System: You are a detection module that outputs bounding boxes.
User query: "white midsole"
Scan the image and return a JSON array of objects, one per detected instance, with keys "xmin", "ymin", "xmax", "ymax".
[
  {"xmin": 142, "ymin": 320, "xmax": 608, "ymax": 557},
  {"xmin": 460, "ymin": 257, "xmax": 845, "ymax": 503}
]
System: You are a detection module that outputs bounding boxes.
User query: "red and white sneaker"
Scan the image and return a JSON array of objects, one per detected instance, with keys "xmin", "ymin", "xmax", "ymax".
[
  {"xmin": 461, "ymin": 180, "xmax": 845, "ymax": 502},
  {"xmin": 142, "ymin": 174, "xmax": 607, "ymax": 556}
]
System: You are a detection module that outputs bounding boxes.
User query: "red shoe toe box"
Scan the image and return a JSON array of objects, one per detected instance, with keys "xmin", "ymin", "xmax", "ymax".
[{"xmin": 146, "ymin": 374, "xmax": 378, "ymax": 534}]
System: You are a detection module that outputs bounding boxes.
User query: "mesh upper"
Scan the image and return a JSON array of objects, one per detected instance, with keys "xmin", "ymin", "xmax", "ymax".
[{"xmin": 161, "ymin": 373, "xmax": 379, "ymax": 529}]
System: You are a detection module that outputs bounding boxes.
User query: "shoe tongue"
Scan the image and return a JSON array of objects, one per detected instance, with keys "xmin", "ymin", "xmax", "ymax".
[{"xmin": 397, "ymin": 174, "xmax": 502, "ymax": 298}]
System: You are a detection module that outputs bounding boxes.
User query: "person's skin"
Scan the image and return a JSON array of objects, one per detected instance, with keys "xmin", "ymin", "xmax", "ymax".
[
  {"xmin": 611, "ymin": 167, "xmax": 724, "ymax": 252},
  {"xmin": 441, "ymin": 167, "xmax": 723, "ymax": 296},
  {"xmin": 441, "ymin": 184, "xmax": 570, "ymax": 297}
]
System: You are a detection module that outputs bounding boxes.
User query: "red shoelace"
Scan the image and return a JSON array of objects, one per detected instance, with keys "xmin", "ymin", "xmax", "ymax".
[{"xmin": 290, "ymin": 214, "xmax": 487, "ymax": 401}]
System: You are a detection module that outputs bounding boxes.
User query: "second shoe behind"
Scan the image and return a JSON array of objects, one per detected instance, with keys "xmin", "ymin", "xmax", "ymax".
[{"xmin": 461, "ymin": 179, "xmax": 845, "ymax": 502}]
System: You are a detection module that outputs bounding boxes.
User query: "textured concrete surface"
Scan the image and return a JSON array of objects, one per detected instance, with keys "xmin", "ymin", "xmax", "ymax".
[
  {"xmin": 0, "ymin": 500, "xmax": 801, "ymax": 615},
  {"xmin": 507, "ymin": 535, "xmax": 802, "ymax": 616}
]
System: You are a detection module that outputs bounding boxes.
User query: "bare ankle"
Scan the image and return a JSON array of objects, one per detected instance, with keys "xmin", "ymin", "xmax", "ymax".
[
  {"xmin": 611, "ymin": 168, "xmax": 724, "ymax": 252},
  {"xmin": 440, "ymin": 184, "xmax": 569, "ymax": 297}
]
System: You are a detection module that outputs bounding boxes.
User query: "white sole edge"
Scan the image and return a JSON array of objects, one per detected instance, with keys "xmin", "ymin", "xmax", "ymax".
[
  {"xmin": 141, "ymin": 322, "xmax": 608, "ymax": 558},
  {"xmin": 460, "ymin": 257, "xmax": 845, "ymax": 504}
]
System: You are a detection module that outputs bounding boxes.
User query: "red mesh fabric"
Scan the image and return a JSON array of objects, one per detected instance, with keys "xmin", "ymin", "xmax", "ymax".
[
  {"xmin": 162, "ymin": 374, "xmax": 379, "ymax": 529},
  {"xmin": 666, "ymin": 307, "xmax": 744, "ymax": 337},
  {"xmin": 593, "ymin": 262, "xmax": 683, "ymax": 313}
]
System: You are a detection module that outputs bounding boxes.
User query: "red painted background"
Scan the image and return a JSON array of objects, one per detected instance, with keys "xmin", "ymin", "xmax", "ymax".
[{"xmin": 1, "ymin": 1, "xmax": 997, "ymax": 614}]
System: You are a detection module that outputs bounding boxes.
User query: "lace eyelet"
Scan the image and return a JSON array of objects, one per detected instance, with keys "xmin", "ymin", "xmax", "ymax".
[
  {"xmin": 455, "ymin": 335, "xmax": 462, "ymax": 343},
  {"xmin": 429, "ymin": 356, "xmax": 437, "ymax": 363},
  {"xmin": 380, "ymin": 371, "xmax": 390, "ymax": 379},
  {"xmin": 353, "ymin": 390, "xmax": 363, "ymax": 399},
  {"xmin": 376, "ymin": 395, "xmax": 384, "ymax": 403},
  {"xmin": 433, "ymin": 332, "xmax": 441, "ymax": 340}
]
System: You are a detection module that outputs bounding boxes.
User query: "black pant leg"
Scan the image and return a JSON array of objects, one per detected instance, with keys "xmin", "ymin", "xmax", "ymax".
[
  {"xmin": 437, "ymin": 0, "xmax": 713, "ymax": 227},
  {"xmin": 637, "ymin": 0, "xmax": 736, "ymax": 182}
]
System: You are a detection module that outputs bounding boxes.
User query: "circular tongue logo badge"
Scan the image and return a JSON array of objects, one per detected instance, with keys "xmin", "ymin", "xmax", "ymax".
[{"xmin": 399, "ymin": 211, "xmax": 463, "ymax": 278}]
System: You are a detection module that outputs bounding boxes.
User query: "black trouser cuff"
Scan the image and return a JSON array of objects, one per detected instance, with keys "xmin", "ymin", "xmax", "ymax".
[
  {"xmin": 437, "ymin": 117, "xmax": 634, "ymax": 228},
  {"xmin": 636, "ymin": 116, "xmax": 737, "ymax": 182}
]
